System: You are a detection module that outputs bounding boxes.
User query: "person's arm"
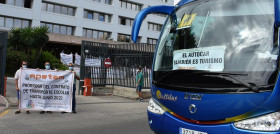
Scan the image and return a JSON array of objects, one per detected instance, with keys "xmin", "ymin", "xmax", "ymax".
[
  {"xmin": 15, "ymin": 79, "xmax": 19, "ymax": 91},
  {"xmin": 14, "ymin": 70, "xmax": 19, "ymax": 91},
  {"xmin": 74, "ymin": 71, "xmax": 80, "ymax": 80}
]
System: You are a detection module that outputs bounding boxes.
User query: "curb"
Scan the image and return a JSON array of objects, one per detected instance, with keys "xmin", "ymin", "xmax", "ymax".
[{"xmin": 0, "ymin": 95, "xmax": 9, "ymax": 113}]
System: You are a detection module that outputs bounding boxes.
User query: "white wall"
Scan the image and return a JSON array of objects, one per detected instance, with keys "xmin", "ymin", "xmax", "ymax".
[{"xmin": 0, "ymin": 0, "xmax": 174, "ymax": 43}]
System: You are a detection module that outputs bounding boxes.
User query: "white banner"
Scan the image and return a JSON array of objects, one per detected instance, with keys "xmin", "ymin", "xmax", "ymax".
[
  {"xmin": 60, "ymin": 53, "xmax": 73, "ymax": 65},
  {"xmin": 173, "ymin": 46, "xmax": 226, "ymax": 71},
  {"xmin": 85, "ymin": 58, "xmax": 101, "ymax": 67},
  {"xmin": 75, "ymin": 53, "xmax": 81, "ymax": 65},
  {"xmin": 19, "ymin": 69, "xmax": 74, "ymax": 112}
]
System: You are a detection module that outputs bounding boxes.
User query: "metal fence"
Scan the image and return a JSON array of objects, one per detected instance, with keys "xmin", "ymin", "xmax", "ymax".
[
  {"xmin": 0, "ymin": 31, "xmax": 8, "ymax": 96},
  {"xmin": 80, "ymin": 41, "xmax": 155, "ymax": 90}
]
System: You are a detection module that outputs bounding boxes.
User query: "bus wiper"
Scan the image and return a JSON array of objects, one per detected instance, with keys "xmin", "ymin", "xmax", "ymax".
[{"xmin": 204, "ymin": 73, "xmax": 259, "ymax": 92}]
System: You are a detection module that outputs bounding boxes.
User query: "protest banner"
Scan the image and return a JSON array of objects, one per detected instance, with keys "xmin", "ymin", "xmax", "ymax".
[
  {"xmin": 19, "ymin": 69, "xmax": 74, "ymax": 112},
  {"xmin": 60, "ymin": 53, "xmax": 73, "ymax": 65},
  {"xmin": 75, "ymin": 53, "xmax": 81, "ymax": 65}
]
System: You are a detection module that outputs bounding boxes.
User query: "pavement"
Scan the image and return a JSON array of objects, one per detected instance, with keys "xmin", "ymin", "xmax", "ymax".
[{"xmin": 0, "ymin": 95, "xmax": 8, "ymax": 114}]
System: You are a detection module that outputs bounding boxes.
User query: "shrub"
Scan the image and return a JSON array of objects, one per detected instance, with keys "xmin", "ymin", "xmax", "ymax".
[
  {"xmin": 5, "ymin": 48, "xmax": 29, "ymax": 77},
  {"xmin": 33, "ymin": 50, "xmax": 68, "ymax": 70}
]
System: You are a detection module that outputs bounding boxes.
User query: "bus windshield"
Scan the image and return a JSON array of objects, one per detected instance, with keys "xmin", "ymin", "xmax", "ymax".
[{"xmin": 153, "ymin": 0, "xmax": 279, "ymax": 93}]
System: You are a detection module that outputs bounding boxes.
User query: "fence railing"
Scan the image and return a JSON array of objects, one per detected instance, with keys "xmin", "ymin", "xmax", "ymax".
[{"xmin": 80, "ymin": 41, "xmax": 155, "ymax": 90}]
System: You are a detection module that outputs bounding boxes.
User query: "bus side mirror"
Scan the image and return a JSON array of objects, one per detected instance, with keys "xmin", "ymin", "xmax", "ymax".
[
  {"xmin": 275, "ymin": 0, "xmax": 280, "ymax": 27},
  {"xmin": 131, "ymin": 5, "xmax": 175, "ymax": 43}
]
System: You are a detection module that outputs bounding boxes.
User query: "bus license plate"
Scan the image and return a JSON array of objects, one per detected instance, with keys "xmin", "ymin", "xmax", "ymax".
[{"xmin": 180, "ymin": 128, "xmax": 207, "ymax": 134}]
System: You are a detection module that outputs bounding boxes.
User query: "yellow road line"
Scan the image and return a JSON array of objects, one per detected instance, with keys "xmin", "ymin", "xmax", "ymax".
[{"xmin": 0, "ymin": 109, "xmax": 10, "ymax": 117}]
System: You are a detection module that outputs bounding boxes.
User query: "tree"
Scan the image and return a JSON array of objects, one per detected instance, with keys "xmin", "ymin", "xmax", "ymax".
[{"xmin": 8, "ymin": 26, "xmax": 49, "ymax": 67}]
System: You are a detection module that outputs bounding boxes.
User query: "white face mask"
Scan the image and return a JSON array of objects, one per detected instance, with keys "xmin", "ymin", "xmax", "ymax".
[{"xmin": 22, "ymin": 65, "xmax": 27, "ymax": 68}]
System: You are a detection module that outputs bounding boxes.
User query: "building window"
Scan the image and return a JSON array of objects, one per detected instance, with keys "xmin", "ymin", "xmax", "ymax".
[
  {"xmin": 42, "ymin": 2, "xmax": 75, "ymax": 16},
  {"xmin": 41, "ymin": 2, "xmax": 46, "ymax": 11},
  {"xmin": 82, "ymin": 28, "xmax": 111, "ymax": 40},
  {"xmin": 0, "ymin": 17, "xmax": 4, "ymax": 27},
  {"xmin": 119, "ymin": 17, "xmax": 134, "ymax": 26},
  {"xmin": 147, "ymin": 38, "xmax": 158, "ymax": 45},
  {"xmin": 117, "ymin": 33, "xmax": 141, "ymax": 43},
  {"xmin": 41, "ymin": 22, "xmax": 74, "ymax": 35},
  {"xmin": 0, "ymin": 16, "xmax": 31, "ymax": 28},
  {"xmin": 148, "ymin": 22, "xmax": 163, "ymax": 32},
  {"xmin": 54, "ymin": 5, "xmax": 61, "ymax": 14},
  {"xmin": 84, "ymin": 10, "xmax": 111, "ymax": 23},
  {"xmin": 2, "ymin": 0, "xmax": 32, "ymax": 8},
  {"xmin": 92, "ymin": 0, "xmax": 112, "ymax": 5},
  {"xmin": 5, "ymin": 18, "xmax": 13, "ymax": 28},
  {"xmin": 47, "ymin": 3, "xmax": 54, "ymax": 12},
  {"xmin": 120, "ymin": 0, "xmax": 142, "ymax": 11},
  {"xmin": 152, "ymin": 13, "xmax": 168, "ymax": 18}
]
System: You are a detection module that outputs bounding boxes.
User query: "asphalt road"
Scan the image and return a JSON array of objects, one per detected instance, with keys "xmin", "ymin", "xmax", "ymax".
[
  {"xmin": 6, "ymin": 77, "xmax": 16, "ymax": 97},
  {"xmin": 2, "ymin": 78, "xmax": 154, "ymax": 134}
]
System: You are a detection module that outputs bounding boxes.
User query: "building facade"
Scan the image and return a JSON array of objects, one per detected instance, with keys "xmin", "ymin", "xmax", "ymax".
[{"xmin": 0, "ymin": 0, "xmax": 174, "ymax": 45}]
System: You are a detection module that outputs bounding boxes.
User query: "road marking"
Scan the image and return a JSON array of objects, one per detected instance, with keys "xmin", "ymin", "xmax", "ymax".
[{"xmin": 0, "ymin": 109, "xmax": 10, "ymax": 117}]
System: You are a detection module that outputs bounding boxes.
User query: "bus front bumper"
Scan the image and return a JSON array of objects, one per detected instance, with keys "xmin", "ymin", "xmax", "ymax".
[{"xmin": 147, "ymin": 111, "xmax": 280, "ymax": 134}]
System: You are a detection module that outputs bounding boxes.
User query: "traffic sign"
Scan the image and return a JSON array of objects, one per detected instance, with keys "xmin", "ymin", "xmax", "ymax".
[{"xmin": 104, "ymin": 58, "xmax": 112, "ymax": 68}]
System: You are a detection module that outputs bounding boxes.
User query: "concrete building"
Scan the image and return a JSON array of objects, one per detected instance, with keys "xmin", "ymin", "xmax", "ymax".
[{"xmin": 0, "ymin": 0, "xmax": 174, "ymax": 48}]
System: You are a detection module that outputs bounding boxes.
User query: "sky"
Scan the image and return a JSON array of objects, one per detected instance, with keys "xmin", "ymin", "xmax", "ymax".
[{"xmin": 174, "ymin": 0, "xmax": 180, "ymax": 5}]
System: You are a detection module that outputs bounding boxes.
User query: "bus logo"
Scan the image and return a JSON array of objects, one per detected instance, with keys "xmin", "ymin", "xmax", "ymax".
[
  {"xmin": 189, "ymin": 104, "xmax": 197, "ymax": 114},
  {"xmin": 156, "ymin": 90, "xmax": 177, "ymax": 101}
]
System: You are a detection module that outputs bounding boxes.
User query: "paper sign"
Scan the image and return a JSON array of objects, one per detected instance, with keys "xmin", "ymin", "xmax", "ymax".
[
  {"xmin": 177, "ymin": 13, "xmax": 197, "ymax": 30},
  {"xmin": 85, "ymin": 58, "xmax": 101, "ymax": 67},
  {"xmin": 173, "ymin": 46, "xmax": 226, "ymax": 71}
]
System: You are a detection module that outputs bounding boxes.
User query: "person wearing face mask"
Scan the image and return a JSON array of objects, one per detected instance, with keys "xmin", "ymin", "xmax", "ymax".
[
  {"xmin": 136, "ymin": 66, "xmax": 144, "ymax": 102},
  {"xmin": 62, "ymin": 63, "xmax": 80, "ymax": 114},
  {"xmin": 14, "ymin": 61, "xmax": 30, "ymax": 114},
  {"xmin": 40, "ymin": 62, "xmax": 53, "ymax": 114}
]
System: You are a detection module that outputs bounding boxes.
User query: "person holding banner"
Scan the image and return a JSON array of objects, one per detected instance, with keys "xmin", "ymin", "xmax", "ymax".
[
  {"xmin": 40, "ymin": 62, "xmax": 53, "ymax": 114},
  {"xmin": 62, "ymin": 63, "xmax": 80, "ymax": 114},
  {"xmin": 14, "ymin": 61, "xmax": 30, "ymax": 114}
]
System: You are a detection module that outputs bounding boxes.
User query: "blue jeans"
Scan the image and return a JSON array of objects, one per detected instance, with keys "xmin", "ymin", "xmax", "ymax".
[
  {"xmin": 17, "ymin": 90, "xmax": 20, "ymax": 99},
  {"xmin": 72, "ymin": 84, "xmax": 76, "ymax": 111}
]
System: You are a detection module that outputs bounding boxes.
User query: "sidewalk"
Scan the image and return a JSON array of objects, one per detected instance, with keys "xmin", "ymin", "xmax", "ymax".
[{"xmin": 0, "ymin": 95, "xmax": 8, "ymax": 113}]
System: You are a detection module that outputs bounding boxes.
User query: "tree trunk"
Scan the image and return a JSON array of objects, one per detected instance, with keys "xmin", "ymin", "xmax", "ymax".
[{"xmin": 34, "ymin": 47, "xmax": 42, "ymax": 68}]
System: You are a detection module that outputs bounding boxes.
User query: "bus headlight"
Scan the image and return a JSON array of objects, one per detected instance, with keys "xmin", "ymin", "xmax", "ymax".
[
  {"xmin": 234, "ymin": 112, "xmax": 280, "ymax": 131},
  {"xmin": 148, "ymin": 98, "xmax": 165, "ymax": 115}
]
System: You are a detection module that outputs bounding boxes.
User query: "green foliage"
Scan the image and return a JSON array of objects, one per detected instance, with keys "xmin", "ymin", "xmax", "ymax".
[
  {"xmin": 8, "ymin": 26, "xmax": 49, "ymax": 67},
  {"xmin": 5, "ymin": 47, "xmax": 29, "ymax": 77},
  {"xmin": 32, "ymin": 50, "xmax": 68, "ymax": 70}
]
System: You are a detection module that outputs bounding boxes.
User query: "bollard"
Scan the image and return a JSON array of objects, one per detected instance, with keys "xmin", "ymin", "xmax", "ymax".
[
  {"xmin": 4, "ymin": 76, "xmax": 7, "ymax": 97},
  {"xmin": 83, "ymin": 78, "xmax": 92, "ymax": 96}
]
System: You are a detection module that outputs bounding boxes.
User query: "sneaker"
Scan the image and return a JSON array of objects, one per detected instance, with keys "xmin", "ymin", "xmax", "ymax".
[
  {"xmin": 40, "ymin": 111, "xmax": 45, "ymax": 114},
  {"xmin": 72, "ymin": 110, "xmax": 77, "ymax": 114},
  {"xmin": 47, "ymin": 111, "xmax": 52, "ymax": 114},
  {"xmin": 15, "ymin": 111, "xmax": 21, "ymax": 114},
  {"xmin": 26, "ymin": 111, "xmax": 30, "ymax": 114},
  {"xmin": 61, "ymin": 112, "xmax": 67, "ymax": 114}
]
